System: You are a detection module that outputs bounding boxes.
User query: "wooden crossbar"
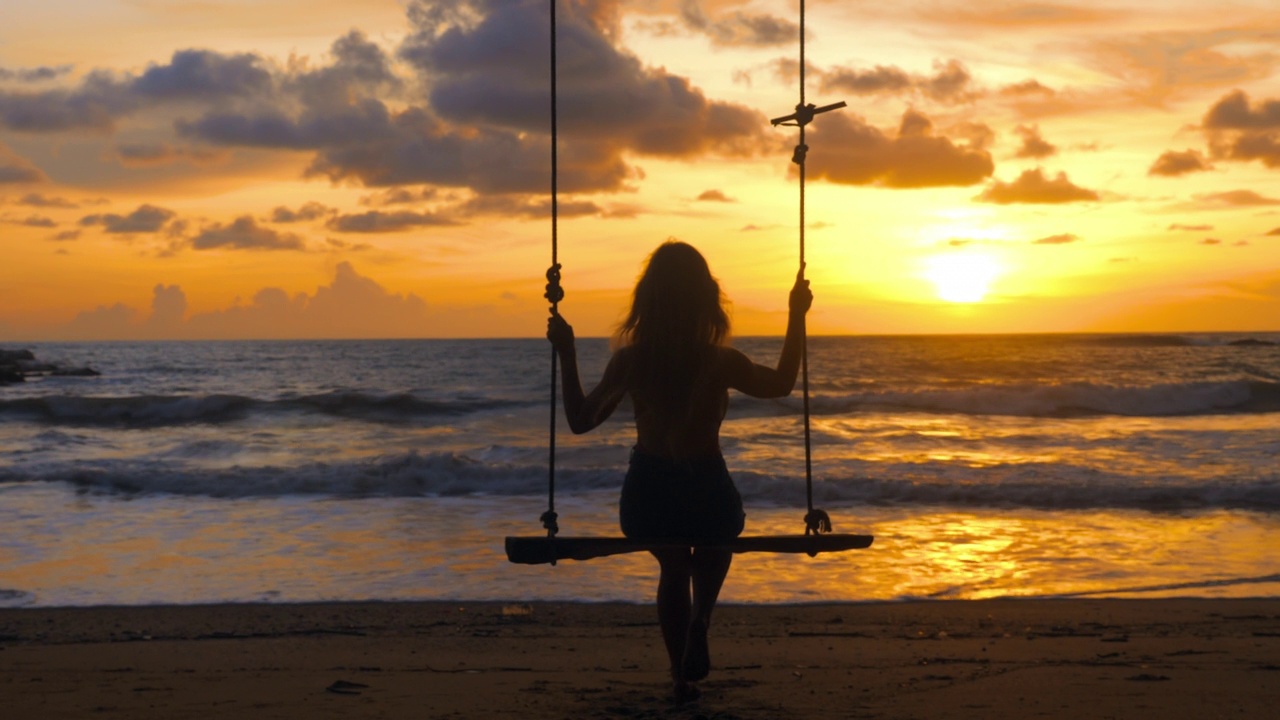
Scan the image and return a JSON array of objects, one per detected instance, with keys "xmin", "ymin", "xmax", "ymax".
[{"xmin": 505, "ymin": 534, "xmax": 873, "ymax": 565}]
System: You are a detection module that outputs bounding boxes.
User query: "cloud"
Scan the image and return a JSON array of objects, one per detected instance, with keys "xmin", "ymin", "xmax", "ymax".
[
  {"xmin": 803, "ymin": 110, "xmax": 994, "ymax": 188},
  {"xmin": 449, "ymin": 195, "xmax": 603, "ymax": 220},
  {"xmin": 325, "ymin": 210, "xmax": 458, "ymax": 233},
  {"xmin": 677, "ymin": 0, "xmax": 797, "ymax": 48},
  {"xmin": 1149, "ymin": 149, "xmax": 1211, "ymax": 176},
  {"xmin": 1032, "ymin": 233, "xmax": 1080, "ymax": 245},
  {"xmin": 696, "ymin": 189, "xmax": 735, "ymax": 202},
  {"xmin": 1202, "ymin": 90, "xmax": 1280, "ymax": 169},
  {"xmin": 183, "ymin": 262, "xmax": 428, "ymax": 339},
  {"xmin": 1168, "ymin": 223, "xmax": 1213, "ymax": 231},
  {"xmin": 271, "ymin": 202, "xmax": 333, "ymax": 223},
  {"xmin": 113, "ymin": 142, "xmax": 224, "ymax": 167},
  {"xmin": 820, "ymin": 59, "xmax": 977, "ymax": 104},
  {"xmin": 976, "ymin": 168, "xmax": 1099, "ymax": 204},
  {"xmin": 1192, "ymin": 190, "xmax": 1280, "ymax": 207},
  {"xmin": 50, "ymin": 229, "xmax": 80, "ymax": 242},
  {"xmin": 79, "ymin": 204, "xmax": 176, "ymax": 233},
  {"xmin": 0, "ymin": 49, "xmax": 273, "ymax": 133},
  {"xmin": 51, "ymin": 263, "xmax": 430, "ymax": 340},
  {"xmin": 385, "ymin": 0, "xmax": 767, "ymax": 192},
  {"xmin": 4, "ymin": 214, "xmax": 56, "ymax": 228},
  {"xmin": 0, "ymin": 142, "xmax": 45, "ymax": 183},
  {"xmin": 16, "ymin": 193, "xmax": 79, "ymax": 208},
  {"xmin": 1267, "ymin": 227, "xmax": 1280, "ymax": 236},
  {"xmin": 0, "ymin": 65, "xmax": 73, "ymax": 83},
  {"xmin": 1201, "ymin": 238, "xmax": 1222, "ymax": 245},
  {"xmin": 359, "ymin": 187, "xmax": 442, "ymax": 207},
  {"xmin": 1000, "ymin": 79, "xmax": 1056, "ymax": 97},
  {"xmin": 191, "ymin": 216, "xmax": 306, "ymax": 250},
  {"xmin": 1013, "ymin": 125, "xmax": 1056, "ymax": 159}
]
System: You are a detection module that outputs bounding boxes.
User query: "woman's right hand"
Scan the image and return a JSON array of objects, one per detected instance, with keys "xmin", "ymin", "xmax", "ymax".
[
  {"xmin": 789, "ymin": 263, "xmax": 813, "ymax": 315},
  {"xmin": 547, "ymin": 313, "xmax": 576, "ymax": 355}
]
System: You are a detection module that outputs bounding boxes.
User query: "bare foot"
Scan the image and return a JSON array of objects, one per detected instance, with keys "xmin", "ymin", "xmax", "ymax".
[
  {"xmin": 682, "ymin": 619, "xmax": 710, "ymax": 681},
  {"xmin": 673, "ymin": 680, "xmax": 701, "ymax": 704}
]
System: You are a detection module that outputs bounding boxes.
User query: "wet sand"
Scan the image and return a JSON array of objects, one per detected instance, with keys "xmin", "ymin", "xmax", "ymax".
[{"xmin": 2, "ymin": 599, "xmax": 1278, "ymax": 719}]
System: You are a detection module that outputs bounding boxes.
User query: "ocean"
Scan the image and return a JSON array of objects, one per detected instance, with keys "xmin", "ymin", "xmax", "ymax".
[{"xmin": 2, "ymin": 333, "xmax": 1278, "ymax": 607}]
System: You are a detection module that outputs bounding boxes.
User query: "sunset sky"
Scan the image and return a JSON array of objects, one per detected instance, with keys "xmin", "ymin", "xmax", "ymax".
[{"xmin": 2, "ymin": 0, "xmax": 1278, "ymax": 340}]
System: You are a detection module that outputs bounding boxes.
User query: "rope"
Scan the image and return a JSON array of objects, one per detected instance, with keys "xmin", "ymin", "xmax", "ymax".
[
  {"xmin": 542, "ymin": 0, "xmax": 560, "ymax": 546},
  {"xmin": 769, "ymin": 0, "xmax": 843, "ymax": 537}
]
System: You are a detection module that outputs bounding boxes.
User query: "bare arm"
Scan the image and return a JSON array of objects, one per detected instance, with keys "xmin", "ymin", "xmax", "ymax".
[
  {"xmin": 547, "ymin": 314, "xmax": 627, "ymax": 434},
  {"xmin": 725, "ymin": 265, "xmax": 813, "ymax": 399}
]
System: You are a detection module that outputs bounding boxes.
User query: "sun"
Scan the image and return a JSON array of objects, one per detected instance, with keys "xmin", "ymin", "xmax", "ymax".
[{"xmin": 923, "ymin": 253, "xmax": 1001, "ymax": 303}]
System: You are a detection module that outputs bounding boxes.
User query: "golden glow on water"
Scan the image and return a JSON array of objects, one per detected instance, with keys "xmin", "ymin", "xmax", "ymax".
[{"xmin": 3, "ymin": 488, "xmax": 1279, "ymax": 606}]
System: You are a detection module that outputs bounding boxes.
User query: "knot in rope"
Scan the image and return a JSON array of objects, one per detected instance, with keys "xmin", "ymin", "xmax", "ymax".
[
  {"xmin": 540, "ymin": 509, "xmax": 559, "ymax": 537},
  {"xmin": 544, "ymin": 263, "xmax": 564, "ymax": 306},
  {"xmin": 804, "ymin": 508, "xmax": 832, "ymax": 536}
]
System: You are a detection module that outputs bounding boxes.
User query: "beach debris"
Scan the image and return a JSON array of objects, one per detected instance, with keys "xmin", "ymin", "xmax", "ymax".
[
  {"xmin": 501, "ymin": 603, "xmax": 533, "ymax": 617},
  {"xmin": 325, "ymin": 679, "xmax": 369, "ymax": 695},
  {"xmin": 1126, "ymin": 673, "xmax": 1171, "ymax": 682}
]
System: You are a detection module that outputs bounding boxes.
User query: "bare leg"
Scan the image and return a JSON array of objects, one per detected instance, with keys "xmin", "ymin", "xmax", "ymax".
[
  {"xmin": 683, "ymin": 547, "xmax": 732, "ymax": 681},
  {"xmin": 651, "ymin": 548, "xmax": 694, "ymax": 697}
]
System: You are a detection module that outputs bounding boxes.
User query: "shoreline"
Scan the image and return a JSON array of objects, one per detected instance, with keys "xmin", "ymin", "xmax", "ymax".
[{"xmin": 3, "ymin": 598, "xmax": 1278, "ymax": 718}]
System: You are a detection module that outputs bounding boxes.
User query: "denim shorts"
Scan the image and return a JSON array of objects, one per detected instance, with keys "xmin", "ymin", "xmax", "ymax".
[{"xmin": 619, "ymin": 448, "xmax": 745, "ymax": 542}]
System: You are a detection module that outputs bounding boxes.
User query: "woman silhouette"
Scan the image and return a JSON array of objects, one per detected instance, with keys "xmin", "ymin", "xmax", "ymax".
[{"xmin": 547, "ymin": 240, "xmax": 811, "ymax": 700}]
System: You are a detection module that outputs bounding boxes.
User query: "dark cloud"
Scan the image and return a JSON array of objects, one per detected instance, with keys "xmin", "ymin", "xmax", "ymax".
[
  {"xmin": 114, "ymin": 142, "xmax": 223, "ymax": 167},
  {"xmin": 820, "ymin": 59, "xmax": 976, "ymax": 104},
  {"xmin": 1201, "ymin": 238, "xmax": 1222, "ymax": 245},
  {"xmin": 0, "ymin": 65, "xmax": 74, "ymax": 83},
  {"xmin": 678, "ymin": 1, "xmax": 797, "ymax": 48},
  {"xmin": 696, "ymin": 189, "xmax": 735, "ymax": 202},
  {"xmin": 4, "ymin": 214, "xmax": 56, "ymax": 228},
  {"xmin": 1193, "ymin": 190, "xmax": 1280, "ymax": 207},
  {"xmin": 62, "ymin": 303, "xmax": 138, "ymax": 340},
  {"xmin": 1169, "ymin": 223, "xmax": 1213, "ymax": 231},
  {"xmin": 131, "ymin": 50, "xmax": 273, "ymax": 101},
  {"xmin": 271, "ymin": 202, "xmax": 333, "ymax": 223},
  {"xmin": 1202, "ymin": 90, "xmax": 1280, "ymax": 169},
  {"xmin": 1149, "ymin": 148, "xmax": 1211, "ymax": 176},
  {"xmin": 1032, "ymin": 233, "xmax": 1080, "ymax": 245},
  {"xmin": 50, "ymin": 229, "xmax": 81, "ymax": 242},
  {"xmin": 803, "ymin": 110, "xmax": 994, "ymax": 188},
  {"xmin": 326, "ymin": 209, "xmax": 458, "ymax": 233},
  {"xmin": 1267, "ymin": 227, "xmax": 1280, "ymax": 236},
  {"xmin": 976, "ymin": 168, "xmax": 1099, "ymax": 204},
  {"xmin": 391, "ymin": 0, "xmax": 767, "ymax": 191},
  {"xmin": 0, "ymin": 50, "xmax": 272, "ymax": 134},
  {"xmin": 1013, "ymin": 125, "xmax": 1056, "ymax": 159},
  {"xmin": 16, "ymin": 192, "xmax": 78, "ymax": 208},
  {"xmin": 191, "ymin": 216, "xmax": 306, "ymax": 250},
  {"xmin": 359, "ymin": 187, "xmax": 441, "ymax": 206},
  {"xmin": 79, "ymin": 204, "xmax": 176, "ymax": 233}
]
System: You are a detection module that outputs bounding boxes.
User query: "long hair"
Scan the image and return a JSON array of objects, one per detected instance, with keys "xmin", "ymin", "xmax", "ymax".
[{"xmin": 616, "ymin": 240, "xmax": 730, "ymax": 424}]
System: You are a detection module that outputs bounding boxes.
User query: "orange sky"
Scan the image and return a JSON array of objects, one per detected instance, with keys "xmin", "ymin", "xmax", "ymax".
[{"xmin": 1, "ymin": 0, "xmax": 1278, "ymax": 340}]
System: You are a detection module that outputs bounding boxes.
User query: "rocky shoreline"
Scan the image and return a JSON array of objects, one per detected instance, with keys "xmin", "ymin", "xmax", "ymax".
[{"xmin": 0, "ymin": 348, "xmax": 100, "ymax": 385}]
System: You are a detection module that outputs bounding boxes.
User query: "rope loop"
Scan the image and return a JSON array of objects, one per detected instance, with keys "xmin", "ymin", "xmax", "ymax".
[
  {"xmin": 804, "ymin": 508, "xmax": 832, "ymax": 536},
  {"xmin": 540, "ymin": 509, "xmax": 560, "ymax": 537},
  {"xmin": 544, "ymin": 263, "xmax": 564, "ymax": 306}
]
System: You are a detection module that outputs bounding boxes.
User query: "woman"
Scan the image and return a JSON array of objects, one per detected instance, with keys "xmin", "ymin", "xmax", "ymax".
[{"xmin": 547, "ymin": 240, "xmax": 812, "ymax": 701}]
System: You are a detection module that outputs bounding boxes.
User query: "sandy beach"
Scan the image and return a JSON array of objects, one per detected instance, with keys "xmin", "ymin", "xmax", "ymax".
[{"xmin": 2, "ymin": 599, "xmax": 1277, "ymax": 719}]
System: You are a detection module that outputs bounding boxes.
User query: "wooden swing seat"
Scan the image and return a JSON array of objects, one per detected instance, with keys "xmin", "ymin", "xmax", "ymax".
[{"xmin": 506, "ymin": 533, "xmax": 873, "ymax": 565}]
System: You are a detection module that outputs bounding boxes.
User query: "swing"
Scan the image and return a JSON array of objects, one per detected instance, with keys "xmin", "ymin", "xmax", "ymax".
[{"xmin": 505, "ymin": 1, "xmax": 872, "ymax": 566}]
